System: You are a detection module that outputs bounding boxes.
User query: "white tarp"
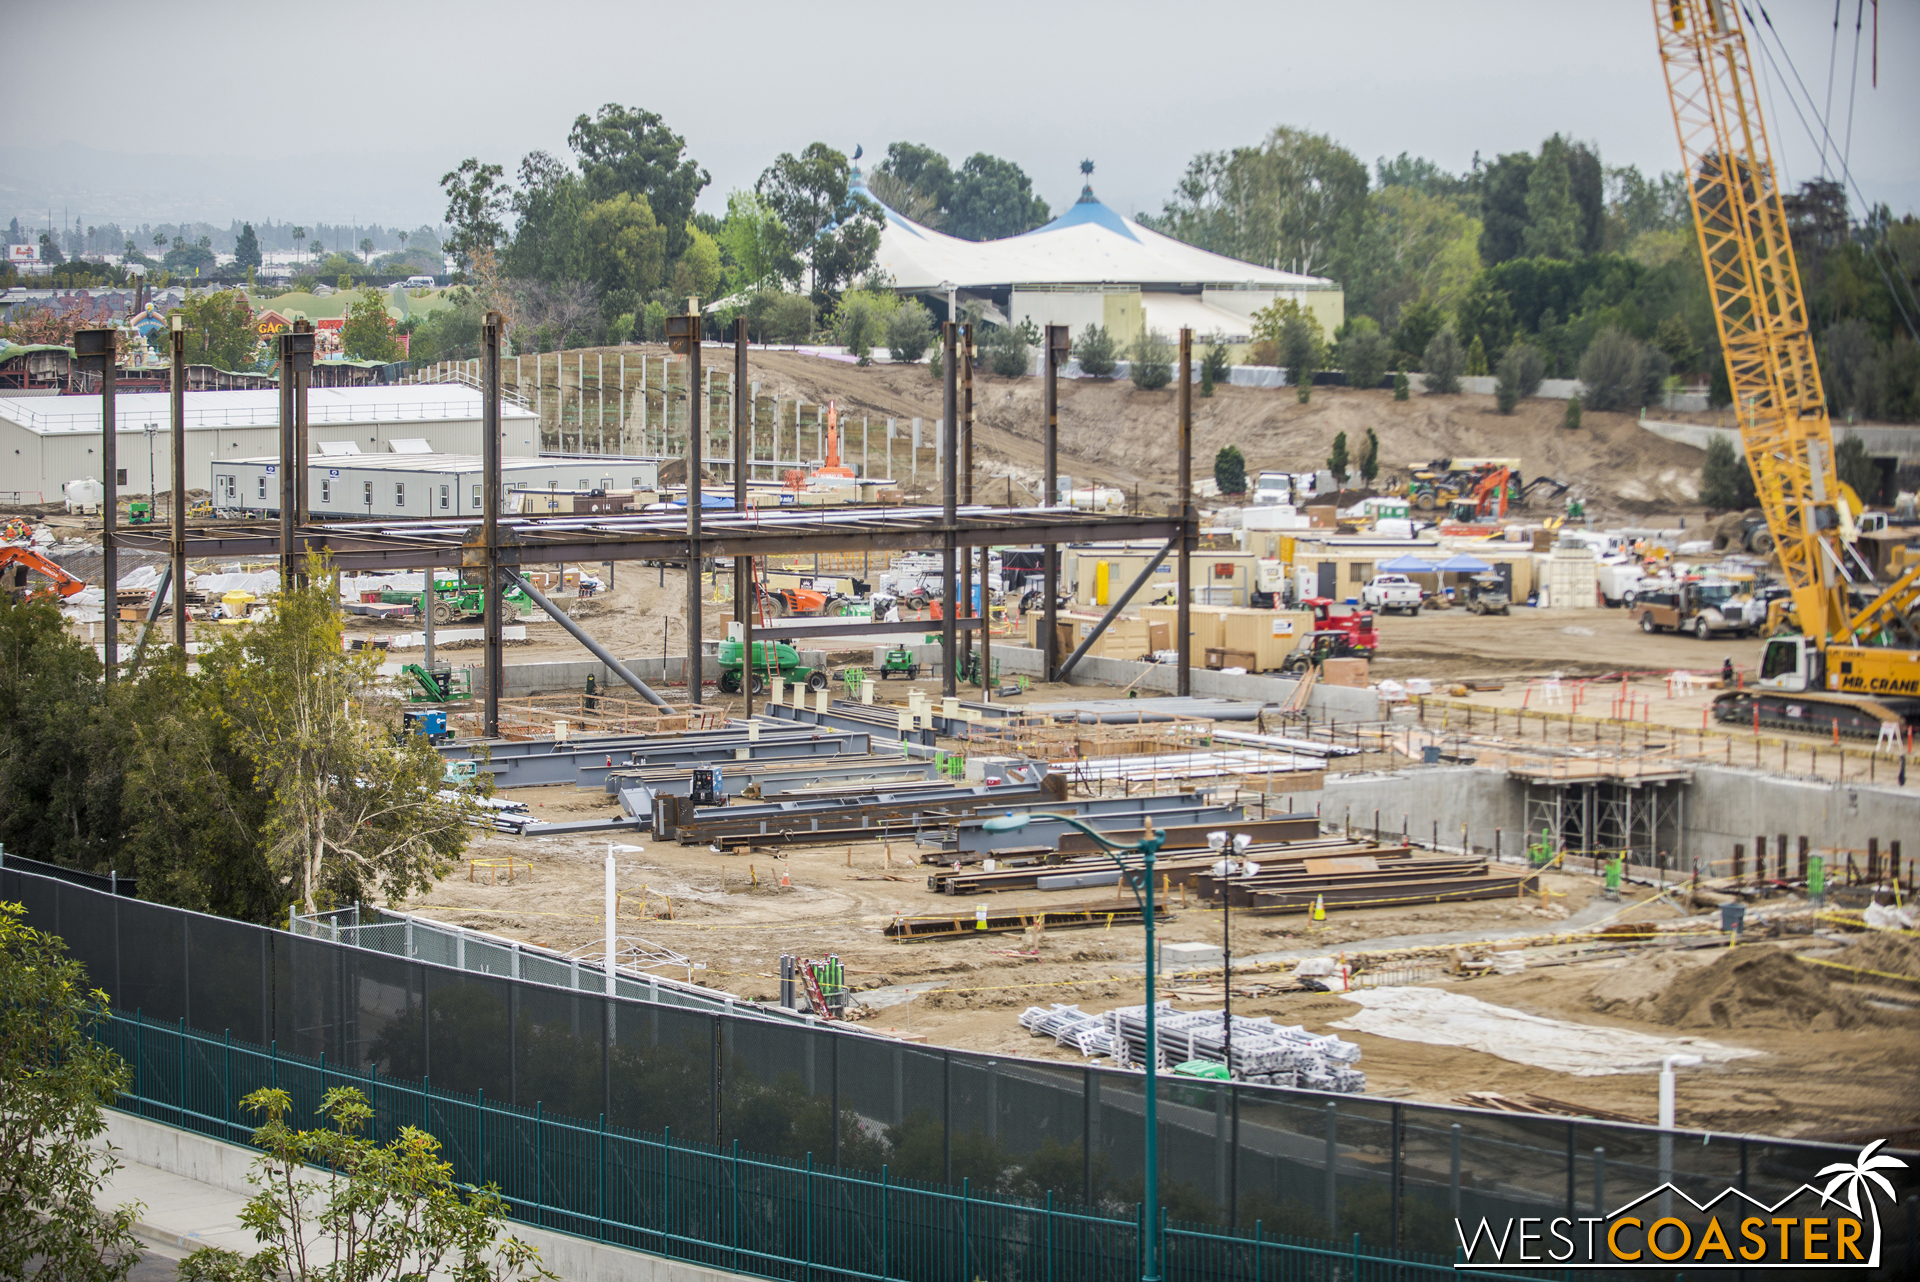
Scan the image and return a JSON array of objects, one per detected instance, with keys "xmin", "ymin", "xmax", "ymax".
[{"xmin": 1329, "ymin": 987, "xmax": 1758, "ymax": 1076}]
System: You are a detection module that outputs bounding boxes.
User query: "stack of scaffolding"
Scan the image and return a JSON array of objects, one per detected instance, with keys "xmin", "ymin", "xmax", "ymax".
[
  {"xmin": 1018, "ymin": 1003, "xmax": 1116, "ymax": 1058},
  {"xmin": 1022, "ymin": 1000, "xmax": 1365, "ymax": 1092}
]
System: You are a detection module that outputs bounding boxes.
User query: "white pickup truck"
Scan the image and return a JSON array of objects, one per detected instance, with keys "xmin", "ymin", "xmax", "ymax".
[{"xmin": 1360, "ymin": 574, "xmax": 1424, "ymax": 615}]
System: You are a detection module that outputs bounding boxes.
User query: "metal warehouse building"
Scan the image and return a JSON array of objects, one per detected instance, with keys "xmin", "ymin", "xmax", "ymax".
[
  {"xmin": 216, "ymin": 449, "xmax": 661, "ymax": 519},
  {"xmin": 0, "ymin": 384, "xmax": 538, "ymax": 504}
]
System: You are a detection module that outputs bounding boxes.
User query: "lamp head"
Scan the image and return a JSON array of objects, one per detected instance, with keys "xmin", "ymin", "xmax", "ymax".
[
  {"xmin": 1206, "ymin": 830, "xmax": 1227, "ymax": 852},
  {"xmin": 983, "ymin": 813, "xmax": 1032, "ymax": 833},
  {"xmin": 1232, "ymin": 833, "xmax": 1252, "ymax": 854}
]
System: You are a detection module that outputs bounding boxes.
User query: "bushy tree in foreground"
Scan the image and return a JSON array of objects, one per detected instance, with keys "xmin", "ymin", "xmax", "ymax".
[
  {"xmin": 0, "ymin": 903, "xmax": 142, "ymax": 1282},
  {"xmin": 178, "ymin": 1087, "xmax": 557, "ymax": 1282},
  {"xmin": 1127, "ymin": 328, "xmax": 1174, "ymax": 390},
  {"xmin": 1074, "ymin": 323, "xmax": 1117, "ymax": 378},
  {"xmin": 1214, "ymin": 444, "xmax": 1247, "ymax": 494}
]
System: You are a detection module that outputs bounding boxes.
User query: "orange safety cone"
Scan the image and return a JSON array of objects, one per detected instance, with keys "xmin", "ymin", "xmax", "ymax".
[{"xmin": 779, "ymin": 862, "xmax": 791, "ymax": 888}]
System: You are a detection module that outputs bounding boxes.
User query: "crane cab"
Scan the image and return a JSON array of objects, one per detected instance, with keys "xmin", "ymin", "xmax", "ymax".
[{"xmin": 1758, "ymin": 635, "xmax": 1816, "ymax": 692}]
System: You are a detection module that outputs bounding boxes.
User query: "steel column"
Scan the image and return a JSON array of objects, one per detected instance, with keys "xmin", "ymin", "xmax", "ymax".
[
  {"xmin": 1043, "ymin": 324, "xmax": 1067, "ymax": 681},
  {"xmin": 733, "ymin": 317, "xmax": 751, "ymax": 717},
  {"xmin": 961, "ymin": 325, "xmax": 973, "ymax": 662},
  {"xmin": 941, "ymin": 321, "xmax": 958, "ymax": 698},
  {"xmin": 483, "ymin": 312, "xmax": 504, "ymax": 738},
  {"xmin": 169, "ymin": 317, "xmax": 187, "ymax": 654},
  {"xmin": 979, "ymin": 542, "xmax": 992, "ymax": 702},
  {"xmin": 75, "ymin": 329, "xmax": 119, "ymax": 680},
  {"xmin": 277, "ymin": 333, "xmax": 296, "ymax": 585},
  {"xmin": 678, "ymin": 315, "xmax": 704, "ymax": 705},
  {"xmin": 1176, "ymin": 328, "xmax": 1193, "ymax": 697}
]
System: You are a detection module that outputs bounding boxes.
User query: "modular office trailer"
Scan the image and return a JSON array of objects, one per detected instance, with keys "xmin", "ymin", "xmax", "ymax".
[{"xmin": 213, "ymin": 450, "xmax": 662, "ymax": 519}]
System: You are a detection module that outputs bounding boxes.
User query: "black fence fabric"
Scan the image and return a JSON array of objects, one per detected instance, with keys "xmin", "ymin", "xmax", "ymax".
[{"xmin": 4, "ymin": 859, "xmax": 1907, "ymax": 1277}]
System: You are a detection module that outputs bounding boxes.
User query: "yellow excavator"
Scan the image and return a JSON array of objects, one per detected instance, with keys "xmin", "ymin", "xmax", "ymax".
[{"xmin": 1656, "ymin": 0, "xmax": 1920, "ymax": 737}]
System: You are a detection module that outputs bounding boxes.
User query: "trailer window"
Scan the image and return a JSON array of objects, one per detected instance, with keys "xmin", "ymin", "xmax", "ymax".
[
  {"xmin": 439, "ymin": 484, "xmax": 450, "ymax": 510},
  {"xmin": 258, "ymin": 476, "xmax": 267, "ymax": 500},
  {"xmin": 395, "ymin": 482, "xmax": 405, "ymax": 506},
  {"xmin": 320, "ymin": 479, "xmax": 331, "ymax": 503},
  {"xmin": 473, "ymin": 484, "xmax": 482, "ymax": 507}
]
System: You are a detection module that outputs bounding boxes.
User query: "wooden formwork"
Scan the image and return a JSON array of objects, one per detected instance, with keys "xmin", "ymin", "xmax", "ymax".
[
  {"xmin": 966, "ymin": 712, "xmax": 1217, "ymax": 762},
  {"xmin": 462, "ymin": 692, "xmax": 721, "ymax": 741}
]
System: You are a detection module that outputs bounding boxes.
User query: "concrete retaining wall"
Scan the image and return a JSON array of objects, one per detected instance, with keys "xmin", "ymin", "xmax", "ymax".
[
  {"xmin": 909, "ymin": 643, "xmax": 1382, "ymax": 722},
  {"xmin": 1676, "ymin": 765, "xmax": 1918, "ymax": 859},
  {"xmin": 104, "ymin": 1109, "xmax": 752, "ymax": 1282},
  {"xmin": 1317, "ymin": 767, "xmax": 1529, "ymax": 853}
]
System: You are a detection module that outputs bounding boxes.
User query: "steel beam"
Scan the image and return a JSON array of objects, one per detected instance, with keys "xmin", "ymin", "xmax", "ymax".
[
  {"xmin": 733, "ymin": 317, "xmax": 752, "ymax": 718},
  {"xmin": 503, "ymin": 568, "xmax": 668, "ymax": 707},
  {"xmin": 1055, "ymin": 538, "xmax": 1176, "ymax": 681},
  {"xmin": 1043, "ymin": 324, "xmax": 1067, "ymax": 681}
]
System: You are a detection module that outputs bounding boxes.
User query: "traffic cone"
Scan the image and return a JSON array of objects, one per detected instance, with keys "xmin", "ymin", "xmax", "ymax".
[
  {"xmin": 1311, "ymin": 894, "xmax": 1326, "ymax": 921},
  {"xmin": 779, "ymin": 862, "xmax": 791, "ymax": 888}
]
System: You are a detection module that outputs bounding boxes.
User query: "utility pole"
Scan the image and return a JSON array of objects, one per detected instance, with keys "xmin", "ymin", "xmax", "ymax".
[
  {"xmin": 482, "ymin": 311, "xmax": 504, "ymax": 738},
  {"xmin": 1177, "ymin": 328, "xmax": 1193, "ymax": 697},
  {"xmin": 733, "ymin": 316, "xmax": 752, "ymax": 717},
  {"xmin": 169, "ymin": 315, "xmax": 187, "ymax": 654}
]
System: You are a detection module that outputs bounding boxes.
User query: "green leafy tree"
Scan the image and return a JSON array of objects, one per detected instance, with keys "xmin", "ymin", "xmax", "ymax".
[
  {"xmin": 438, "ymin": 160, "xmax": 508, "ymax": 278},
  {"xmin": 1214, "ymin": 445, "xmax": 1246, "ymax": 494},
  {"xmin": 945, "ymin": 153, "xmax": 1050, "ymax": 241},
  {"xmin": 1655, "ymin": 314, "xmax": 1701, "ymax": 375},
  {"xmin": 579, "ymin": 191, "xmax": 667, "ymax": 306},
  {"xmin": 1465, "ymin": 333, "xmax": 1488, "ymax": 377},
  {"xmin": 832, "ymin": 288, "xmax": 896, "ymax": 364},
  {"xmin": 1336, "ymin": 318, "xmax": 1391, "ymax": 392},
  {"xmin": 1564, "ymin": 393, "xmax": 1583, "ymax": 430},
  {"xmin": 339, "ymin": 287, "xmax": 400, "ymax": 362},
  {"xmin": 1201, "ymin": 333, "xmax": 1232, "ymax": 389},
  {"xmin": 1393, "ymin": 296, "xmax": 1443, "ymax": 368},
  {"xmin": 1578, "ymin": 326, "xmax": 1652, "ymax": 411},
  {"xmin": 1393, "ymin": 366, "xmax": 1410, "ymax": 400},
  {"xmin": 568, "ymin": 103, "xmax": 709, "ymax": 263},
  {"xmin": 1422, "ymin": 328, "xmax": 1464, "ymax": 394},
  {"xmin": 746, "ymin": 291, "xmax": 815, "ymax": 344},
  {"xmin": 1476, "ymin": 152, "xmax": 1534, "ymax": 266},
  {"xmin": 668, "ymin": 222, "xmax": 723, "ymax": 304},
  {"xmin": 1494, "ymin": 342, "xmax": 1546, "ymax": 413},
  {"xmin": 174, "ymin": 289, "xmax": 260, "ymax": 370},
  {"xmin": 1283, "ymin": 311, "xmax": 1319, "ymax": 402},
  {"xmin": 868, "ymin": 143, "xmax": 955, "ymax": 227},
  {"xmin": 0, "ymin": 902, "xmax": 142, "ymax": 1281},
  {"xmin": 1522, "ymin": 135, "xmax": 1582, "ymax": 260},
  {"xmin": 984, "ymin": 321, "xmax": 1035, "ymax": 377},
  {"xmin": 757, "ymin": 144, "xmax": 884, "ymax": 304},
  {"xmin": 1074, "ymin": 323, "xmax": 1117, "ymax": 378},
  {"xmin": 358, "ymin": 237, "xmax": 374, "ymax": 263},
  {"xmin": 233, "ymin": 222, "xmax": 262, "ymax": 271},
  {"xmin": 1699, "ymin": 435, "xmax": 1754, "ymax": 509},
  {"xmin": 885, "ymin": 299, "xmax": 934, "ymax": 362},
  {"xmin": 1151, "ymin": 126, "xmax": 1369, "ymax": 279},
  {"xmin": 1127, "ymin": 328, "xmax": 1173, "ymax": 390},
  {"xmin": 716, "ymin": 190, "xmax": 798, "ymax": 292},
  {"xmin": 162, "ymin": 241, "xmax": 217, "ymax": 273},
  {"xmin": 178, "ymin": 1086, "xmax": 556, "ymax": 1282},
  {"xmin": 1359, "ymin": 427, "xmax": 1380, "ymax": 487},
  {"xmin": 1328, "ymin": 430, "xmax": 1349, "ymax": 486},
  {"xmin": 202, "ymin": 559, "xmax": 471, "ymax": 913}
]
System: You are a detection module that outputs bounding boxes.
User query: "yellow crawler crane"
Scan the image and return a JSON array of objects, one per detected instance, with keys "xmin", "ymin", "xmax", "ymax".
[{"xmin": 1655, "ymin": 0, "xmax": 1920, "ymax": 736}]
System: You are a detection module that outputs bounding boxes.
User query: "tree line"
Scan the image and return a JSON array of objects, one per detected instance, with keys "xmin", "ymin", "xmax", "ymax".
[
  {"xmin": 0, "ymin": 568, "xmax": 471, "ymax": 925},
  {"xmin": 1142, "ymin": 126, "xmax": 1920, "ymax": 421}
]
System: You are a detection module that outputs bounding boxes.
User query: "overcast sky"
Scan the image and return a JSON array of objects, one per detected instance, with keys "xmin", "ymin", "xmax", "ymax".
[{"xmin": 4, "ymin": 0, "xmax": 1913, "ymax": 233}]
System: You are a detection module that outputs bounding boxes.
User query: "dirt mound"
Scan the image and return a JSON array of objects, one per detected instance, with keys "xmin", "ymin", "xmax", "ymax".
[
  {"xmin": 1830, "ymin": 930, "xmax": 1920, "ymax": 980},
  {"xmin": 1589, "ymin": 946, "xmax": 1907, "ymax": 1032}
]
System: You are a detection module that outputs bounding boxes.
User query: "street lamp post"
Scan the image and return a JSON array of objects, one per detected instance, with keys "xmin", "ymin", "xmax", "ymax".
[
  {"xmin": 983, "ymin": 810, "xmax": 1167, "ymax": 1282},
  {"xmin": 1206, "ymin": 831, "xmax": 1255, "ymax": 1076}
]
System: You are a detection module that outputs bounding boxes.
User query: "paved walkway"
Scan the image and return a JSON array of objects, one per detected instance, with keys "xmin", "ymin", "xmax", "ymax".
[{"xmin": 99, "ymin": 1152, "xmax": 257, "ymax": 1278}]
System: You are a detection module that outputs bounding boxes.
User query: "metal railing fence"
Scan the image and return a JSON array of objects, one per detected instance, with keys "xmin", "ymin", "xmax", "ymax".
[{"xmin": 2, "ymin": 852, "xmax": 1906, "ymax": 1279}]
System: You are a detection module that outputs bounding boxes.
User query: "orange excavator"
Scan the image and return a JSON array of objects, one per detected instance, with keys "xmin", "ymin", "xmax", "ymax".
[
  {"xmin": 1, "ymin": 546, "xmax": 88, "ymax": 600},
  {"xmin": 784, "ymin": 401, "xmax": 859, "ymax": 491}
]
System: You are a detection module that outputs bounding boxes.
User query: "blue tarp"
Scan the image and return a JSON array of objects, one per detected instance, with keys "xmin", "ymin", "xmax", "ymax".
[
  {"xmin": 1377, "ymin": 555, "xmax": 1439, "ymax": 573},
  {"xmin": 1436, "ymin": 554, "xmax": 1494, "ymax": 573}
]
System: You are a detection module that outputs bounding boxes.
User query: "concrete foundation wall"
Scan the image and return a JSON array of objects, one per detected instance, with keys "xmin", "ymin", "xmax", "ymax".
[
  {"xmin": 1676, "ymin": 765, "xmax": 1919, "ymax": 861},
  {"xmin": 1316, "ymin": 767, "xmax": 1529, "ymax": 853},
  {"xmin": 904, "ymin": 643, "xmax": 1382, "ymax": 722},
  {"xmin": 104, "ymin": 1109, "xmax": 752, "ymax": 1282}
]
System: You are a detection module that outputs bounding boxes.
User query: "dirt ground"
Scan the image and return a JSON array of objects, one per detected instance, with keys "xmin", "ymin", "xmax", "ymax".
[
  {"xmin": 405, "ymin": 812, "xmax": 1920, "ymax": 1141},
  {"xmin": 644, "ymin": 346, "xmax": 1727, "ymax": 523}
]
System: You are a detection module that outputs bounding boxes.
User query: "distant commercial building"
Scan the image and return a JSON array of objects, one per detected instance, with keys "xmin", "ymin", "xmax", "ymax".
[
  {"xmin": 0, "ymin": 384, "xmax": 537, "ymax": 505},
  {"xmin": 858, "ymin": 170, "xmax": 1344, "ymax": 357}
]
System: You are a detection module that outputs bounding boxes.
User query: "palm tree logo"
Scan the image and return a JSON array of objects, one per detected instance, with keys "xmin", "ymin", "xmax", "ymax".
[{"xmin": 1818, "ymin": 1139, "xmax": 1906, "ymax": 1216}]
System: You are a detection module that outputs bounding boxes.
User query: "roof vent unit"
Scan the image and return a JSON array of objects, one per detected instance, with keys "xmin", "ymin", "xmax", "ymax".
[
  {"xmin": 389, "ymin": 438, "xmax": 434, "ymax": 454},
  {"xmin": 316, "ymin": 440, "xmax": 363, "ymax": 456}
]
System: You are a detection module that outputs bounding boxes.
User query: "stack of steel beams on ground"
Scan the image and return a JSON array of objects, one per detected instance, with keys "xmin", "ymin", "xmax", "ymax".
[
  {"xmin": 762, "ymin": 698, "xmax": 937, "ymax": 745},
  {"xmin": 441, "ymin": 721, "xmax": 871, "ymax": 790},
  {"xmin": 1194, "ymin": 848, "xmax": 1537, "ymax": 914},
  {"xmin": 664, "ymin": 773, "xmax": 1072, "ymax": 845},
  {"xmin": 883, "ymin": 899, "xmax": 1170, "ymax": 941},
  {"xmin": 1098, "ymin": 1003, "xmax": 1366, "ymax": 1090},
  {"xmin": 605, "ymin": 755, "xmax": 942, "ymax": 816}
]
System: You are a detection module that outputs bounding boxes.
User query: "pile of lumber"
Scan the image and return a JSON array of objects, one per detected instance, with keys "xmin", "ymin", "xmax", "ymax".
[{"xmin": 883, "ymin": 899, "xmax": 1168, "ymax": 941}]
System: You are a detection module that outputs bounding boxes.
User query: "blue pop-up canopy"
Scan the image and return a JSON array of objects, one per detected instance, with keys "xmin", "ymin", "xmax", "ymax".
[
  {"xmin": 1378, "ymin": 554, "xmax": 1439, "ymax": 573},
  {"xmin": 1436, "ymin": 554, "xmax": 1493, "ymax": 573}
]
